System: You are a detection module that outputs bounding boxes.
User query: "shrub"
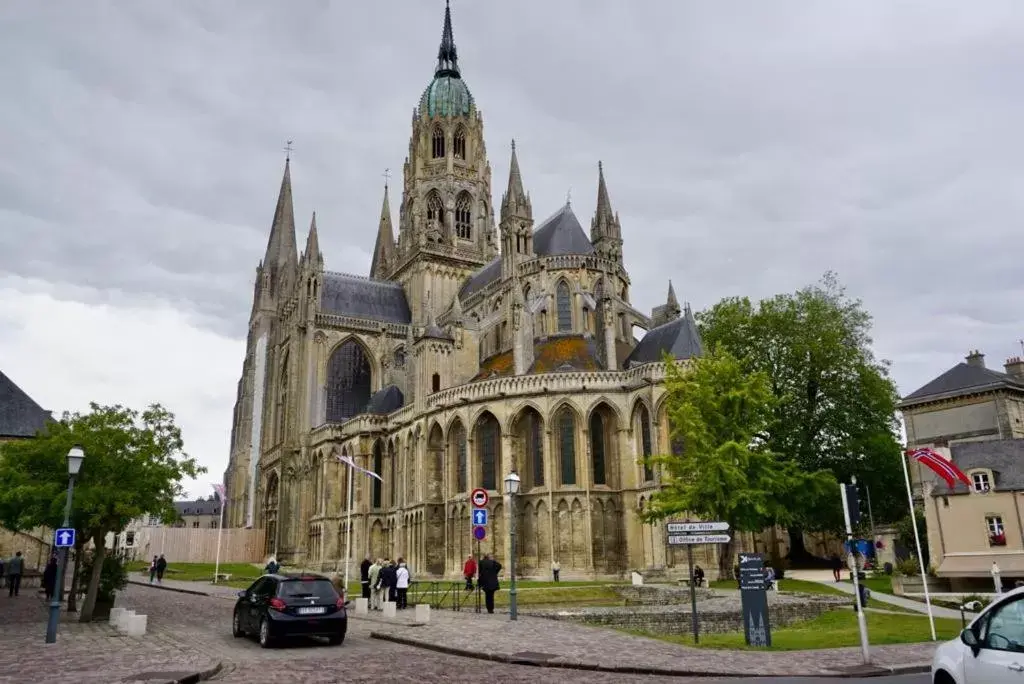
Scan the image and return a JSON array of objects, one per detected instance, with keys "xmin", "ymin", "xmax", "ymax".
[{"xmin": 80, "ymin": 550, "xmax": 129, "ymax": 602}]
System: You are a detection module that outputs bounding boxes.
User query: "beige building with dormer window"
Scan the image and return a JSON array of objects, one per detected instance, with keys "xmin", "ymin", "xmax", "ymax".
[{"xmin": 924, "ymin": 439, "xmax": 1024, "ymax": 589}]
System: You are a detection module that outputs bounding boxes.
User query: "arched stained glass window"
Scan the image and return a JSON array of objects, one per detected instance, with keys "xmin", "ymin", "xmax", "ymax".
[
  {"xmin": 326, "ymin": 340, "xmax": 371, "ymax": 422},
  {"xmin": 432, "ymin": 126, "xmax": 446, "ymax": 158},
  {"xmin": 639, "ymin": 405, "xmax": 654, "ymax": 482},
  {"xmin": 556, "ymin": 281, "xmax": 572, "ymax": 332},
  {"xmin": 455, "ymin": 193, "xmax": 472, "ymax": 240},
  {"xmin": 454, "ymin": 424, "xmax": 468, "ymax": 492},
  {"xmin": 371, "ymin": 442, "xmax": 383, "ymax": 508},
  {"xmin": 558, "ymin": 409, "xmax": 576, "ymax": 486},
  {"xmin": 590, "ymin": 412, "xmax": 606, "ymax": 485},
  {"xmin": 476, "ymin": 413, "xmax": 499, "ymax": 490}
]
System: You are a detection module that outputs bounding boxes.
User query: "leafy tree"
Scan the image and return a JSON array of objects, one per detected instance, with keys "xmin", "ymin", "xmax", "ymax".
[
  {"xmin": 895, "ymin": 506, "xmax": 929, "ymax": 563},
  {"xmin": 642, "ymin": 348, "xmax": 836, "ymax": 579},
  {"xmin": 0, "ymin": 403, "xmax": 202, "ymax": 621},
  {"xmin": 698, "ymin": 272, "xmax": 904, "ymax": 559}
]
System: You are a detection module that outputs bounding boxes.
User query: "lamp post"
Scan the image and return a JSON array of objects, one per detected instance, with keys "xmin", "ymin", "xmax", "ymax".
[
  {"xmin": 46, "ymin": 445, "xmax": 85, "ymax": 644},
  {"xmin": 504, "ymin": 471, "xmax": 521, "ymax": 621}
]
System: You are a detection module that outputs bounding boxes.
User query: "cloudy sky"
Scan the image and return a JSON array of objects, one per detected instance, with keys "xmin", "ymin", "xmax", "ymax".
[{"xmin": 2, "ymin": 1, "xmax": 1022, "ymax": 498}]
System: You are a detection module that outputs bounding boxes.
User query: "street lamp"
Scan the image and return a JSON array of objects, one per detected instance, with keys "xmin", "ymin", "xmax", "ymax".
[
  {"xmin": 46, "ymin": 445, "xmax": 85, "ymax": 644},
  {"xmin": 504, "ymin": 470, "xmax": 521, "ymax": 621}
]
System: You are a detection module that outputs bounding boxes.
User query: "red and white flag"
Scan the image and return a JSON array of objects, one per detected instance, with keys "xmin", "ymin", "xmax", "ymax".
[
  {"xmin": 212, "ymin": 483, "xmax": 226, "ymax": 500},
  {"xmin": 906, "ymin": 447, "xmax": 971, "ymax": 489},
  {"xmin": 336, "ymin": 453, "xmax": 383, "ymax": 482}
]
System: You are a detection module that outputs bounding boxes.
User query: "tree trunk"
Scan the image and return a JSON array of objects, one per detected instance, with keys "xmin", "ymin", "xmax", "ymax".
[
  {"xmin": 79, "ymin": 533, "xmax": 107, "ymax": 623},
  {"xmin": 67, "ymin": 540, "xmax": 83, "ymax": 612},
  {"xmin": 718, "ymin": 537, "xmax": 735, "ymax": 581}
]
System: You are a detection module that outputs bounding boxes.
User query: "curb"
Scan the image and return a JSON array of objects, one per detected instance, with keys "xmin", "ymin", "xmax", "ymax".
[
  {"xmin": 128, "ymin": 580, "xmax": 212, "ymax": 597},
  {"xmin": 369, "ymin": 632, "xmax": 930, "ymax": 678}
]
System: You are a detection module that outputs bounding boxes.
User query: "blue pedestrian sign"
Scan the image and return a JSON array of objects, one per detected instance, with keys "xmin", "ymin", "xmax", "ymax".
[
  {"xmin": 54, "ymin": 528, "xmax": 76, "ymax": 548},
  {"xmin": 472, "ymin": 508, "xmax": 488, "ymax": 526}
]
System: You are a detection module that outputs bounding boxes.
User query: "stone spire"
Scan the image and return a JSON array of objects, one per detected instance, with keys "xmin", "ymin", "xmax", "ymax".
[
  {"xmin": 302, "ymin": 212, "xmax": 322, "ymax": 268},
  {"xmin": 651, "ymin": 279, "xmax": 682, "ymax": 327},
  {"xmin": 435, "ymin": 0, "xmax": 460, "ymax": 78},
  {"xmin": 262, "ymin": 157, "xmax": 299, "ymax": 296},
  {"xmin": 501, "ymin": 139, "xmax": 531, "ymax": 219},
  {"xmin": 590, "ymin": 161, "xmax": 623, "ymax": 263},
  {"xmin": 450, "ymin": 292, "xmax": 464, "ymax": 324},
  {"xmin": 370, "ymin": 183, "xmax": 396, "ymax": 280},
  {"xmin": 500, "ymin": 140, "xmax": 534, "ymax": 279},
  {"xmin": 667, "ymin": 280, "xmax": 679, "ymax": 310}
]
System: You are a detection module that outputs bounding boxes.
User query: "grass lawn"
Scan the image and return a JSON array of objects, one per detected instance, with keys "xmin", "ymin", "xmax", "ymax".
[
  {"xmin": 649, "ymin": 610, "xmax": 961, "ymax": 650},
  {"xmin": 860, "ymin": 576, "xmax": 895, "ymax": 595},
  {"xmin": 710, "ymin": 578, "xmax": 847, "ymax": 596},
  {"xmin": 127, "ymin": 561, "xmax": 263, "ymax": 584}
]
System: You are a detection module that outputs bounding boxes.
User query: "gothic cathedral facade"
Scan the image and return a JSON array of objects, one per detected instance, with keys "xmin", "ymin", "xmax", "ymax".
[{"xmin": 222, "ymin": 4, "xmax": 705, "ymax": 578}]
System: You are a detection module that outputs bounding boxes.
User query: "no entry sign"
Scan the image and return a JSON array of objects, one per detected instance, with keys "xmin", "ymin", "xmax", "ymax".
[{"xmin": 471, "ymin": 488, "xmax": 489, "ymax": 507}]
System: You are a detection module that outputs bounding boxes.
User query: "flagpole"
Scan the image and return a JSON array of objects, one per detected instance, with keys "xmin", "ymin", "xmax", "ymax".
[
  {"xmin": 901, "ymin": 451, "xmax": 936, "ymax": 640},
  {"xmin": 213, "ymin": 499, "xmax": 225, "ymax": 584},
  {"xmin": 343, "ymin": 463, "xmax": 354, "ymax": 602}
]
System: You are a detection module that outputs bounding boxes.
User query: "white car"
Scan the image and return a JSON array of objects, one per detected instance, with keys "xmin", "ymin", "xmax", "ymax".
[{"xmin": 933, "ymin": 586, "xmax": 1024, "ymax": 683}]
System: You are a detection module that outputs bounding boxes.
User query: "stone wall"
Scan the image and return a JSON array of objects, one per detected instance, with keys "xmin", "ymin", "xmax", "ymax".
[
  {"xmin": 0, "ymin": 527, "xmax": 51, "ymax": 570},
  {"xmin": 613, "ymin": 585, "xmax": 714, "ymax": 605}
]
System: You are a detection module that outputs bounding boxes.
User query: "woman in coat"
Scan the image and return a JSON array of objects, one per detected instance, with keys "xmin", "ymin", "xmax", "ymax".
[{"xmin": 42, "ymin": 555, "xmax": 59, "ymax": 601}]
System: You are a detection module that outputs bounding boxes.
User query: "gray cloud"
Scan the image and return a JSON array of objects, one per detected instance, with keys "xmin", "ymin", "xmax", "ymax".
[{"xmin": 2, "ymin": 0, "xmax": 1023, "ymax": 402}]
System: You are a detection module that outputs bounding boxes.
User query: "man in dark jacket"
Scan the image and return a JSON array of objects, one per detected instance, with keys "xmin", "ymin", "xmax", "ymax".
[
  {"xmin": 477, "ymin": 554, "xmax": 502, "ymax": 614},
  {"xmin": 379, "ymin": 560, "xmax": 398, "ymax": 605},
  {"xmin": 360, "ymin": 556, "xmax": 372, "ymax": 600}
]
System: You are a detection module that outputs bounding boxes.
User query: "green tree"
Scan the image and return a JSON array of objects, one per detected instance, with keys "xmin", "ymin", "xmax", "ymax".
[
  {"xmin": 698, "ymin": 272, "xmax": 904, "ymax": 558},
  {"xmin": 0, "ymin": 403, "xmax": 202, "ymax": 621},
  {"xmin": 643, "ymin": 348, "xmax": 836, "ymax": 579}
]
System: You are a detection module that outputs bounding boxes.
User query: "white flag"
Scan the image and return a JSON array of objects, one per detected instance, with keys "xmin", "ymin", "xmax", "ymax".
[{"xmin": 336, "ymin": 453, "xmax": 383, "ymax": 481}]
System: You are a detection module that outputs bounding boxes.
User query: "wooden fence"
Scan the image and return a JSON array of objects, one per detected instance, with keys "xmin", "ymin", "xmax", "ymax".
[{"xmin": 121, "ymin": 527, "xmax": 266, "ymax": 564}]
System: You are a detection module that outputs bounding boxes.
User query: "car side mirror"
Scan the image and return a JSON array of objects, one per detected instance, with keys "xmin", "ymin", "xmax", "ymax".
[
  {"xmin": 237, "ymin": 591, "xmax": 247, "ymax": 599},
  {"xmin": 961, "ymin": 628, "xmax": 981, "ymax": 656}
]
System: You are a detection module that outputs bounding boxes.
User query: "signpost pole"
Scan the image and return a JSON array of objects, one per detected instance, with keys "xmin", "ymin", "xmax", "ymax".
[
  {"xmin": 841, "ymin": 483, "xmax": 871, "ymax": 665},
  {"xmin": 46, "ymin": 475, "xmax": 77, "ymax": 644},
  {"xmin": 687, "ymin": 544, "xmax": 699, "ymax": 644},
  {"xmin": 475, "ymin": 538, "xmax": 481, "ymax": 614}
]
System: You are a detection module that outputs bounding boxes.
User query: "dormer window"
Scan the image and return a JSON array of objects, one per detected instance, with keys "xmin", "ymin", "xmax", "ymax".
[{"xmin": 972, "ymin": 471, "xmax": 991, "ymax": 493}]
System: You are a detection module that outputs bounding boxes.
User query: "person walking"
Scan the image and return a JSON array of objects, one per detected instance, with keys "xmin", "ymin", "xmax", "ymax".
[
  {"xmin": 360, "ymin": 555, "xmax": 372, "ymax": 600},
  {"xmin": 42, "ymin": 555, "xmax": 58, "ymax": 601},
  {"xmin": 477, "ymin": 553, "xmax": 502, "ymax": 614},
  {"xmin": 463, "ymin": 554, "xmax": 477, "ymax": 591},
  {"xmin": 831, "ymin": 554, "xmax": 843, "ymax": 582},
  {"xmin": 395, "ymin": 558, "xmax": 410, "ymax": 610},
  {"xmin": 0, "ymin": 556, "xmax": 5, "ymax": 589},
  {"xmin": 6, "ymin": 551, "xmax": 24, "ymax": 597},
  {"xmin": 148, "ymin": 556, "xmax": 158, "ymax": 583},
  {"xmin": 369, "ymin": 559, "xmax": 383, "ymax": 611},
  {"xmin": 551, "ymin": 559, "xmax": 561, "ymax": 582},
  {"xmin": 155, "ymin": 555, "xmax": 167, "ymax": 583}
]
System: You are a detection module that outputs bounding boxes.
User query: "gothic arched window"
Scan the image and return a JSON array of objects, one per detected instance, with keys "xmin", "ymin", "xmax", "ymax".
[
  {"xmin": 455, "ymin": 193, "xmax": 472, "ymax": 240},
  {"xmin": 277, "ymin": 356, "xmax": 289, "ymax": 441},
  {"xmin": 556, "ymin": 281, "xmax": 572, "ymax": 332},
  {"xmin": 557, "ymin": 408, "xmax": 577, "ymax": 486},
  {"xmin": 475, "ymin": 412, "xmax": 499, "ymax": 490},
  {"xmin": 426, "ymin": 192, "xmax": 444, "ymax": 227},
  {"xmin": 453, "ymin": 423, "xmax": 468, "ymax": 493},
  {"xmin": 526, "ymin": 410, "xmax": 544, "ymax": 488},
  {"xmin": 639, "ymin": 405, "xmax": 654, "ymax": 482},
  {"xmin": 393, "ymin": 347, "xmax": 405, "ymax": 369},
  {"xmin": 432, "ymin": 126, "xmax": 446, "ymax": 158},
  {"xmin": 387, "ymin": 442, "xmax": 396, "ymax": 508},
  {"xmin": 371, "ymin": 441, "xmax": 383, "ymax": 508},
  {"xmin": 453, "ymin": 126, "xmax": 466, "ymax": 160},
  {"xmin": 590, "ymin": 412, "xmax": 607, "ymax": 486},
  {"xmin": 325, "ymin": 340, "xmax": 372, "ymax": 423}
]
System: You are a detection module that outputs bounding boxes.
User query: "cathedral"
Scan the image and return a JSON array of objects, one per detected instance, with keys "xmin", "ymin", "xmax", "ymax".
[{"xmin": 222, "ymin": 3, "xmax": 705, "ymax": 579}]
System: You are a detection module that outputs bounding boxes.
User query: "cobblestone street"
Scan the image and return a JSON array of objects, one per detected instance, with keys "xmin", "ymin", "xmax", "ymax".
[{"xmin": 0, "ymin": 582, "xmax": 938, "ymax": 683}]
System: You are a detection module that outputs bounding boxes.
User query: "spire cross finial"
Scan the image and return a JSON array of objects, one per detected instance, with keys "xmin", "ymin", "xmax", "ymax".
[
  {"xmin": 284, "ymin": 140, "xmax": 294, "ymax": 161},
  {"xmin": 1019, "ymin": 339, "xmax": 1024, "ymax": 356},
  {"xmin": 566, "ymin": 186, "xmax": 572, "ymax": 206},
  {"xmin": 383, "ymin": 168, "xmax": 392, "ymax": 190}
]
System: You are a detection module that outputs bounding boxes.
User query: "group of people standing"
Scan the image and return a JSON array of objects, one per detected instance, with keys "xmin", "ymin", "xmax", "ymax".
[
  {"xmin": 1, "ymin": 551, "xmax": 59, "ymax": 600},
  {"xmin": 360, "ymin": 557, "xmax": 411, "ymax": 610}
]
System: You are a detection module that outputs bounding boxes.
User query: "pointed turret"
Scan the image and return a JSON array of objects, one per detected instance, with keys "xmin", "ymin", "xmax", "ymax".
[
  {"xmin": 302, "ymin": 212, "xmax": 322, "ymax": 267},
  {"xmin": 500, "ymin": 140, "xmax": 534, "ymax": 278},
  {"xmin": 262, "ymin": 157, "xmax": 299, "ymax": 298},
  {"xmin": 590, "ymin": 161, "xmax": 623, "ymax": 263},
  {"xmin": 435, "ymin": 0, "xmax": 460, "ymax": 78},
  {"xmin": 501, "ymin": 140, "xmax": 531, "ymax": 219},
  {"xmin": 450, "ymin": 293, "xmax": 464, "ymax": 325},
  {"xmin": 370, "ymin": 183, "xmax": 396, "ymax": 280},
  {"xmin": 651, "ymin": 279, "xmax": 682, "ymax": 327}
]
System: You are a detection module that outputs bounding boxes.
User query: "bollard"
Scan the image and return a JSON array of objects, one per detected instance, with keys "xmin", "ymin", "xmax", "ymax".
[
  {"xmin": 109, "ymin": 607, "xmax": 125, "ymax": 627},
  {"xmin": 382, "ymin": 601, "xmax": 397, "ymax": 618},
  {"xmin": 414, "ymin": 604, "xmax": 431, "ymax": 623},
  {"xmin": 126, "ymin": 613, "xmax": 147, "ymax": 637},
  {"xmin": 354, "ymin": 598, "xmax": 369, "ymax": 615}
]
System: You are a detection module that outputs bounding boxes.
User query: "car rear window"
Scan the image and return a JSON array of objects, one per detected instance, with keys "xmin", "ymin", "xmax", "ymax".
[{"xmin": 278, "ymin": 579, "xmax": 339, "ymax": 599}]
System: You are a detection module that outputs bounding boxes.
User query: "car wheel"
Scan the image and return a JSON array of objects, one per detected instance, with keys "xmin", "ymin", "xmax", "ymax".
[
  {"xmin": 328, "ymin": 631, "xmax": 345, "ymax": 646},
  {"xmin": 934, "ymin": 670, "xmax": 956, "ymax": 684},
  {"xmin": 258, "ymin": 617, "xmax": 273, "ymax": 649},
  {"xmin": 232, "ymin": 609, "xmax": 245, "ymax": 638}
]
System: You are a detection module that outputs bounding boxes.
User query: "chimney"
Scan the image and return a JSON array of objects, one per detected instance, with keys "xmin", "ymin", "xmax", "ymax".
[
  {"xmin": 1005, "ymin": 356, "xmax": 1024, "ymax": 380},
  {"xmin": 966, "ymin": 350, "xmax": 985, "ymax": 368}
]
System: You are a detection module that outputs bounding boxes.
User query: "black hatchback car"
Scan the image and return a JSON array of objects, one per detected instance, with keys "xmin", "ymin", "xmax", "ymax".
[{"xmin": 233, "ymin": 573, "xmax": 347, "ymax": 648}]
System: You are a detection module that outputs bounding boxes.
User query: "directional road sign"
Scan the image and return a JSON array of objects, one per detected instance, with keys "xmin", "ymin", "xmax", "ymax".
[
  {"xmin": 54, "ymin": 528, "xmax": 76, "ymax": 548},
  {"xmin": 472, "ymin": 508, "xmax": 488, "ymax": 526},
  {"xmin": 666, "ymin": 521, "xmax": 730, "ymax": 534},
  {"xmin": 473, "ymin": 525, "xmax": 486, "ymax": 541},
  {"xmin": 471, "ymin": 488, "xmax": 489, "ymax": 507},
  {"xmin": 667, "ymin": 533, "xmax": 731, "ymax": 545}
]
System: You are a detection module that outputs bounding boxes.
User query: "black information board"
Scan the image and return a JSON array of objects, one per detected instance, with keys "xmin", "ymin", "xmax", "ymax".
[{"xmin": 738, "ymin": 553, "xmax": 772, "ymax": 647}]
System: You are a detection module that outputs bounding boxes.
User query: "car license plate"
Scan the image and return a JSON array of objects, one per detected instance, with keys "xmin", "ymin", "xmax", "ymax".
[{"xmin": 296, "ymin": 606, "xmax": 326, "ymax": 615}]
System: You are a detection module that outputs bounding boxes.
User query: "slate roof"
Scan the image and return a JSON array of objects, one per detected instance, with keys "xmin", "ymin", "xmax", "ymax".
[
  {"xmin": 931, "ymin": 439, "xmax": 1024, "ymax": 495},
  {"xmin": 459, "ymin": 204, "xmax": 595, "ymax": 298},
  {"xmin": 529, "ymin": 335, "xmax": 603, "ymax": 373},
  {"xmin": 900, "ymin": 362, "xmax": 1024, "ymax": 407},
  {"xmin": 321, "ymin": 272, "xmax": 411, "ymax": 324},
  {"xmin": 625, "ymin": 306, "xmax": 703, "ymax": 367},
  {"xmin": 0, "ymin": 371, "xmax": 52, "ymax": 438},
  {"xmin": 364, "ymin": 385, "xmax": 405, "ymax": 415},
  {"xmin": 175, "ymin": 499, "xmax": 221, "ymax": 517}
]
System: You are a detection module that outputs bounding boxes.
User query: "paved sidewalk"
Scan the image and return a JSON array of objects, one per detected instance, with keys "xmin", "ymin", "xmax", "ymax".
[{"xmin": 787, "ymin": 571, "xmax": 969, "ymax": 621}]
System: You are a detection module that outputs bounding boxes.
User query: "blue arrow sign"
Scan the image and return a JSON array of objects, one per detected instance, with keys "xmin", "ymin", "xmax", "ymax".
[
  {"xmin": 54, "ymin": 528, "xmax": 76, "ymax": 548},
  {"xmin": 472, "ymin": 508, "xmax": 488, "ymax": 526}
]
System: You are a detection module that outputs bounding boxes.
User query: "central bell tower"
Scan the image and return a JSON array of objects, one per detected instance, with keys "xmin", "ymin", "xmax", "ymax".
[{"xmin": 384, "ymin": 1, "xmax": 497, "ymax": 325}]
